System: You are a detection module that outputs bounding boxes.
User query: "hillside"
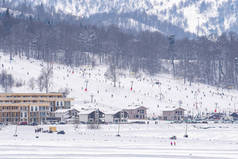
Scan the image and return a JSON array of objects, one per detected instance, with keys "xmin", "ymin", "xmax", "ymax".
[
  {"xmin": 3, "ymin": 0, "xmax": 238, "ymax": 37},
  {"xmin": 1, "ymin": 53, "xmax": 238, "ymax": 117}
]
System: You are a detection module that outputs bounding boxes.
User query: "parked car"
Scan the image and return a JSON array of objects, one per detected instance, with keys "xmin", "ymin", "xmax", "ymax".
[
  {"xmin": 57, "ymin": 130, "xmax": 65, "ymax": 135},
  {"xmin": 31, "ymin": 122, "xmax": 38, "ymax": 126},
  {"xmin": 155, "ymin": 81, "xmax": 161, "ymax": 85},
  {"xmin": 42, "ymin": 130, "xmax": 48, "ymax": 133},
  {"xmin": 19, "ymin": 122, "xmax": 27, "ymax": 125},
  {"xmin": 59, "ymin": 122, "xmax": 66, "ymax": 125},
  {"xmin": 35, "ymin": 128, "xmax": 43, "ymax": 133},
  {"xmin": 48, "ymin": 130, "xmax": 53, "ymax": 133},
  {"xmin": 170, "ymin": 136, "xmax": 177, "ymax": 140}
]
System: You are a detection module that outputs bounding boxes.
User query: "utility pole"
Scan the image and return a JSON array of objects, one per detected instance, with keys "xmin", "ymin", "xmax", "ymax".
[
  {"xmin": 116, "ymin": 112, "xmax": 122, "ymax": 137},
  {"xmin": 184, "ymin": 123, "xmax": 188, "ymax": 138},
  {"xmin": 13, "ymin": 125, "xmax": 17, "ymax": 137},
  {"xmin": 117, "ymin": 118, "xmax": 120, "ymax": 137}
]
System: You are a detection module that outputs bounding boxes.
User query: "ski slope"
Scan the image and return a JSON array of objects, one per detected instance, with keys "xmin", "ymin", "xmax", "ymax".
[{"xmin": 0, "ymin": 52, "xmax": 238, "ymax": 117}]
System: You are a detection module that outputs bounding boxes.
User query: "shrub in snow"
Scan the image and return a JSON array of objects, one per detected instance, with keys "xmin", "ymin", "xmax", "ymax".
[
  {"xmin": 28, "ymin": 77, "xmax": 35, "ymax": 90},
  {"xmin": 87, "ymin": 123, "xmax": 100, "ymax": 129}
]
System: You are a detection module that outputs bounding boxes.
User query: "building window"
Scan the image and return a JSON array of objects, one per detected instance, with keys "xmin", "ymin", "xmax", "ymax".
[{"xmin": 64, "ymin": 101, "xmax": 70, "ymax": 107}]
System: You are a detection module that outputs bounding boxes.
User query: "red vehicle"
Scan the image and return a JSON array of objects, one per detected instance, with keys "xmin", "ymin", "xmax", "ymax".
[{"xmin": 19, "ymin": 121, "xmax": 27, "ymax": 125}]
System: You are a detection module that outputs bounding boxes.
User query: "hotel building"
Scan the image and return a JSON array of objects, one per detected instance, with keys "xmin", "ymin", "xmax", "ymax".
[{"xmin": 0, "ymin": 93, "xmax": 73, "ymax": 124}]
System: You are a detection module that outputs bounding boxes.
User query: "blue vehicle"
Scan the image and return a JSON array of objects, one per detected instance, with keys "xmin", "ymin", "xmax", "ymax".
[{"xmin": 57, "ymin": 130, "xmax": 65, "ymax": 135}]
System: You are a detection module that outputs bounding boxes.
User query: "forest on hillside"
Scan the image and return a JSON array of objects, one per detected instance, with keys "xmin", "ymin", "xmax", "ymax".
[{"xmin": 0, "ymin": 8, "xmax": 238, "ymax": 89}]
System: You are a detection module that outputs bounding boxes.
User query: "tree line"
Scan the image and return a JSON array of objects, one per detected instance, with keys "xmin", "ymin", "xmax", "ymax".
[{"xmin": 0, "ymin": 9, "xmax": 238, "ymax": 89}]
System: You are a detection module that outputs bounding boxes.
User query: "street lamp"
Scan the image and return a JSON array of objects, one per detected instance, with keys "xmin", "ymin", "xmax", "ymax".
[
  {"xmin": 85, "ymin": 80, "xmax": 88, "ymax": 92},
  {"xmin": 130, "ymin": 81, "xmax": 134, "ymax": 91},
  {"xmin": 116, "ymin": 112, "xmax": 122, "ymax": 137}
]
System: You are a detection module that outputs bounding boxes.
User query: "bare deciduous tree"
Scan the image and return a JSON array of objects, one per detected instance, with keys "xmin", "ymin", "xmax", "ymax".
[
  {"xmin": 28, "ymin": 77, "xmax": 35, "ymax": 90},
  {"xmin": 38, "ymin": 65, "xmax": 53, "ymax": 93}
]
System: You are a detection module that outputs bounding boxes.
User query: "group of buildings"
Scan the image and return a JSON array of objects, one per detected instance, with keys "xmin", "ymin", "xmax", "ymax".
[
  {"xmin": 0, "ymin": 93, "xmax": 149, "ymax": 124},
  {"xmin": 55, "ymin": 104, "xmax": 148, "ymax": 124},
  {"xmin": 0, "ymin": 93, "xmax": 73, "ymax": 124},
  {"xmin": 0, "ymin": 92, "xmax": 187, "ymax": 125}
]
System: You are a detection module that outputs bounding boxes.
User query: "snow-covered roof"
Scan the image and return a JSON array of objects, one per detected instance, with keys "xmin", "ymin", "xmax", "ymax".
[
  {"xmin": 125, "ymin": 105, "xmax": 148, "ymax": 110},
  {"xmin": 73, "ymin": 101, "xmax": 123, "ymax": 114},
  {"xmin": 103, "ymin": 108, "xmax": 123, "ymax": 115},
  {"xmin": 78, "ymin": 108, "xmax": 98, "ymax": 115},
  {"xmin": 55, "ymin": 109, "xmax": 70, "ymax": 113},
  {"xmin": 162, "ymin": 107, "xmax": 186, "ymax": 112}
]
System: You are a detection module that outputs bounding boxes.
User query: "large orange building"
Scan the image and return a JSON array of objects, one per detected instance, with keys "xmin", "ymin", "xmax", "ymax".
[{"xmin": 0, "ymin": 93, "xmax": 73, "ymax": 124}]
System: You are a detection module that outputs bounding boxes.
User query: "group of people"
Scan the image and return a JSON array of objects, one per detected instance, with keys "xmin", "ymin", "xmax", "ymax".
[{"xmin": 170, "ymin": 141, "xmax": 176, "ymax": 146}]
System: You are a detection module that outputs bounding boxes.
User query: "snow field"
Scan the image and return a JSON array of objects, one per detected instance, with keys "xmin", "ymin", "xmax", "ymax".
[{"xmin": 0, "ymin": 122, "xmax": 238, "ymax": 159}]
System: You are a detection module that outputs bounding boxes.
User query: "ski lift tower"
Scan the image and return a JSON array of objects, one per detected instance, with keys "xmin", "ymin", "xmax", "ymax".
[{"xmin": 168, "ymin": 34, "xmax": 176, "ymax": 77}]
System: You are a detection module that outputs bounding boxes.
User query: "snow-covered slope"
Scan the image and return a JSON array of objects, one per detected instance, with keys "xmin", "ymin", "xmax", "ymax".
[
  {"xmin": 5, "ymin": 0, "xmax": 238, "ymax": 37},
  {"xmin": 1, "ymin": 53, "xmax": 238, "ymax": 117}
]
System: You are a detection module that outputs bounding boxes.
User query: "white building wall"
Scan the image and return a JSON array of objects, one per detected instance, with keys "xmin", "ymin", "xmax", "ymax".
[
  {"xmin": 105, "ymin": 114, "xmax": 114, "ymax": 123},
  {"xmin": 79, "ymin": 114, "xmax": 89, "ymax": 123},
  {"xmin": 55, "ymin": 112, "xmax": 64, "ymax": 121}
]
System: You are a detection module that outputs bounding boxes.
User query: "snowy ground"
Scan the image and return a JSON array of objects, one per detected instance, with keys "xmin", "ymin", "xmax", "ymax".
[
  {"xmin": 1, "ymin": 52, "xmax": 238, "ymax": 158},
  {"xmin": 0, "ymin": 122, "xmax": 238, "ymax": 159}
]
